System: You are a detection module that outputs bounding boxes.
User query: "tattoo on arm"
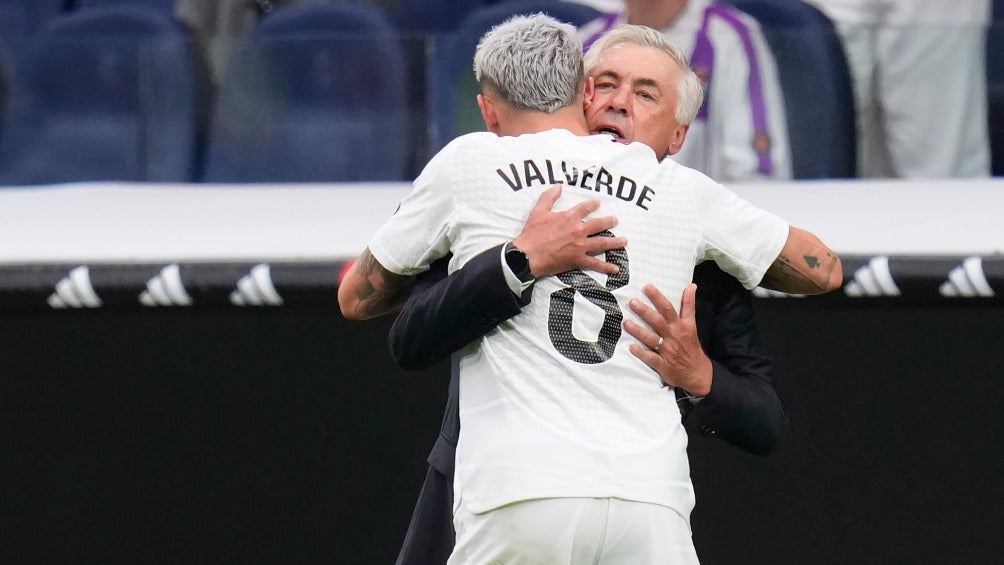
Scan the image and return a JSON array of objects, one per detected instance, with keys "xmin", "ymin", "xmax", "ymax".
[
  {"xmin": 352, "ymin": 248, "xmax": 414, "ymax": 318},
  {"xmin": 762, "ymin": 251, "xmax": 838, "ymax": 293}
]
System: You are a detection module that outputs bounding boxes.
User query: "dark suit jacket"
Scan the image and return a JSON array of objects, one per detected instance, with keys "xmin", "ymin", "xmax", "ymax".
[{"xmin": 388, "ymin": 246, "xmax": 789, "ymax": 481}]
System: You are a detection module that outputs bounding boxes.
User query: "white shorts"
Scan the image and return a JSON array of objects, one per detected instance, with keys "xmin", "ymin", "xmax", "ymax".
[{"xmin": 448, "ymin": 497, "xmax": 700, "ymax": 565}]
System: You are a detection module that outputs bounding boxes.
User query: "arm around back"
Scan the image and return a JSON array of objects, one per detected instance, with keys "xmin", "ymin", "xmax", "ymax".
[
  {"xmin": 388, "ymin": 245, "xmax": 525, "ymax": 371},
  {"xmin": 388, "ymin": 185, "xmax": 626, "ymax": 370}
]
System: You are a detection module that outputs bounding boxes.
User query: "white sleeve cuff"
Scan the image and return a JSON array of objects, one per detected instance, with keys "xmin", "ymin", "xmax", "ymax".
[{"xmin": 500, "ymin": 245, "xmax": 525, "ymax": 295}]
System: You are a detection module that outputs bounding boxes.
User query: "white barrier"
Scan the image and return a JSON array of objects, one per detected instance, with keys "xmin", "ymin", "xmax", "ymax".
[{"xmin": 0, "ymin": 178, "xmax": 1001, "ymax": 263}]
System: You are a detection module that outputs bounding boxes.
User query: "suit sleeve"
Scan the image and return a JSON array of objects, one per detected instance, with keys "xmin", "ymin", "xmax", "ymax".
[
  {"xmin": 683, "ymin": 263, "xmax": 789, "ymax": 456},
  {"xmin": 388, "ymin": 244, "xmax": 527, "ymax": 371}
]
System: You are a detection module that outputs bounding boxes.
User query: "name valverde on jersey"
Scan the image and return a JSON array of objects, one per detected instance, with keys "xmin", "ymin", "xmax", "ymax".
[
  {"xmin": 367, "ymin": 129, "xmax": 788, "ymax": 519},
  {"xmin": 495, "ymin": 157, "xmax": 657, "ymax": 211}
]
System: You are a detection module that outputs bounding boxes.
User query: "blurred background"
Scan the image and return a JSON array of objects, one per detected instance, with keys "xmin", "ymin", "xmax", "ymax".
[
  {"xmin": 0, "ymin": 1, "xmax": 1002, "ymax": 564},
  {"xmin": 0, "ymin": 0, "xmax": 999, "ymax": 185}
]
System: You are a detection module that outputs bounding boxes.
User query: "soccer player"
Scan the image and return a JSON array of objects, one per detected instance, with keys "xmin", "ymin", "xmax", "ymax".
[{"xmin": 340, "ymin": 14, "xmax": 840, "ymax": 562}]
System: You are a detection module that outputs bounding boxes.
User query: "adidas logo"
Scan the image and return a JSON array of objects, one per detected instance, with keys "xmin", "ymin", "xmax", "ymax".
[
  {"xmin": 229, "ymin": 263, "xmax": 284, "ymax": 306},
  {"xmin": 48, "ymin": 266, "xmax": 103, "ymax": 309},
  {"xmin": 939, "ymin": 256, "xmax": 995, "ymax": 298},
  {"xmin": 139, "ymin": 264, "xmax": 193, "ymax": 307},
  {"xmin": 844, "ymin": 256, "xmax": 900, "ymax": 297},
  {"xmin": 752, "ymin": 287, "xmax": 805, "ymax": 299}
]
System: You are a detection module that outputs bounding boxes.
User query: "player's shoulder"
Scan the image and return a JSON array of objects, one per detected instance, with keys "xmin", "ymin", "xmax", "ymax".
[
  {"xmin": 658, "ymin": 153, "xmax": 702, "ymax": 177},
  {"xmin": 604, "ymin": 138, "xmax": 661, "ymax": 167},
  {"xmin": 442, "ymin": 131, "xmax": 498, "ymax": 152},
  {"xmin": 446, "ymin": 130, "xmax": 581, "ymax": 155},
  {"xmin": 426, "ymin": 132, "xmax": 501, "ymax": 168},
  {"xmin": 657, "ymin": 156, "xmax": 725, "ymax": 193},
  {"xmin": 415, "ymin": 132, "xmax": 499, "ymax": 183}
]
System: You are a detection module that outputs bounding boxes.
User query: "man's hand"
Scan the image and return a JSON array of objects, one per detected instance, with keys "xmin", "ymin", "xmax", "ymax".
[
  {"xmin": 623, "ymin": 283, "xmax": 713, "ymax": 397},
  {"xmin": 513, "ymin": 185, "xmax": 627, "ymax": 277}
]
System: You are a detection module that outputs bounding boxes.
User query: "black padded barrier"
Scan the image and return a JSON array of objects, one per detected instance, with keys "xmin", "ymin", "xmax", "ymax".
[
  {"xmin": 0, "ymin": 256, "xmax": 1002, "ymax": 563},
  {"xmin": 0, "ymin": 255, "xmax": 1003, "ymax": 312}
]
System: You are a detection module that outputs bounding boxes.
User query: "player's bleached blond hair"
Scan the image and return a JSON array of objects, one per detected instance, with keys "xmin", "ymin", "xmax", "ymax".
[
  {"xmin": 583, "ymin": 24, "xmax": 706, "ymax": 125},
  {"xmin": 473, "ymin": 13, "xmax": 585, "ymax": 113}
]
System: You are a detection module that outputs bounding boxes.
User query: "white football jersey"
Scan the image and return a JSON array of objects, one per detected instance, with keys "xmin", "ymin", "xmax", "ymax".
[{"xmin": 368, "ymin": 128, "xmax": 788, "ymax": 517}]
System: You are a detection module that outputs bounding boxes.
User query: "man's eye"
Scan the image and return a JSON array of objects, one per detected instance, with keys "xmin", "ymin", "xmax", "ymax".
[
  {"xmin": 596, "ymin": 82, "xmax": 615, "ymax": 89},
  {"xmin": 638, "ymin": 91, "xmax": 655, "ymax": 101}
]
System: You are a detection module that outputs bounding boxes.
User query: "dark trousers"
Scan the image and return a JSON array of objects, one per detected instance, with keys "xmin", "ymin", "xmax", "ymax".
[{"xmin": 395, "ymin": 465, "xmax": 455, "ymax": 565}]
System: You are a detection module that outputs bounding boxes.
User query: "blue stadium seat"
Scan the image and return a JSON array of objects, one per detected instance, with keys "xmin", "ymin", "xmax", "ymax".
[
  {"xmin": 428, "ymin": 0, "xmax": 601, "ymax": 151},
  {"xmin": 202, "ymin": 3, "xmax": 411, "ymax": 182},
  {"xmin": 722, "ymin": 0, "xmax": 857, "ymax": 179},
  {"xmin": 988, "ymin": 0, "xmax": 1004, "ymax": 176},
  {"xmin": 0, "ymin": 5, "xmax": 201, "ymax": 184},
  {"xmin": 0, "ymin": 0, "xmax": 65, "ymax": 39},
  {"xmin": 72, "ymin": 0, "xmax": 177, "ymax": 18},
  {"xmin": 398, "ymin": 0, "xmax": 485, "ymax": 33}
]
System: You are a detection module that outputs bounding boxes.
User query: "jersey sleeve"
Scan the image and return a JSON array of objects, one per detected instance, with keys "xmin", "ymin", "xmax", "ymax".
[
  {"xmin": 695, "ymin": 177, "xmax": 788, "ymax": 289},
  {"xmin": 366, "ymin": 141, "xmax": 459, "ymax": 276}
]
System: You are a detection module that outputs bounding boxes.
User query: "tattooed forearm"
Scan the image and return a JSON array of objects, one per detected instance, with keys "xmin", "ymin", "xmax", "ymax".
[
  {"xmin": 762, "ymin": 246, "xmax": 842, "ymax": 295},
  {"xmin": 345, "ymin": 248, "xmax": 414, "ymax": 319}
]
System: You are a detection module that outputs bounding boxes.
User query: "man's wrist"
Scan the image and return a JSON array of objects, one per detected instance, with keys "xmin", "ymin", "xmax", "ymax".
[{"xmin": 501, "ymin": 242, "xmax": 535, "ymax": 295}]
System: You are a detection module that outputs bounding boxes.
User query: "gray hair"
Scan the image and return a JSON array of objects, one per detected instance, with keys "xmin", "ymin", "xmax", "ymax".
[
  {"xmin": 583, "ymin": 24, "xmax": 705, "ymax": 124},
  {"xmin": 473, "ymin": 13, "xmax": 585, "ymax": 113}
]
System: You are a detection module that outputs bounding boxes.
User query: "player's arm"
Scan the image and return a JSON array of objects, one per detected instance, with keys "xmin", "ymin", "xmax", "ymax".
[
  {"xmin": 389, "ymin": 185, "xmax": 626, "ymax": 370},
  {"xmin": 761, "ymin": 226, "xmax": 843, "ymax": 294},
  {"xmin": 338, "ymin": 248, "xmax": 414, "ymax": 320}
]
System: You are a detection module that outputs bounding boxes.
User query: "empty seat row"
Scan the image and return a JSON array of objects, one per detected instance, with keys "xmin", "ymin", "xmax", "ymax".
[
  {"xmin": 0, "ymin": 0, "xmax": 178, "ymax": 38},
  {"xmin": 0, "ymin": 3, "xmax": 417, "ymax": 184},
  {"xmin": 0, "ymin": 0, "xmax": 893, "ymax": 184},
  {"xmin": 0, "ymin": 0, "xmax": 502, "ymax": 39},
  {"xmin": 0, "ymin": 5, "xmax": 200, "ymax": 184},
  {"xmin": 0, "ymin": 0, "xmax": 999, "ymax": 185}
]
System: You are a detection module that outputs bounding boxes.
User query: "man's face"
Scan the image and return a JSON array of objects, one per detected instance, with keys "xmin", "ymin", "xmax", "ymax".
[{"xmin": 584, "ymin": 43, "xmax": 688, "ymax": 158}]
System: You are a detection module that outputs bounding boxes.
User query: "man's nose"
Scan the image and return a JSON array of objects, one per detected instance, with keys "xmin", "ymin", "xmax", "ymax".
[{"xmin": 608, "ymin": 87, "xmax": 630, "ymax": 114}]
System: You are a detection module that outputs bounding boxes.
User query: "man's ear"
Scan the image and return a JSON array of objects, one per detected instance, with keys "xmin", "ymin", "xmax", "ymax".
[
  {"xmin": 582, "ymin": 76, "xmax": 595, "ymax": 110},
  {"xmin": 477, "ymin": 94, "xmax": 501, "ymax": 133},
  {"xmin": 666, "ymin": 123, "xmax": 690, "ymax": 156}
]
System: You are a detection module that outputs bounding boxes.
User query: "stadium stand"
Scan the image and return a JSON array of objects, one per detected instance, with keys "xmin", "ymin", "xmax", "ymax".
[
  {"xmin": 72, "ymin": 0, "xmax": 177, "ymax": 18},
  {"xmin": 0, "ymin": 5, "xmax": 201, "ymax": 185},
  {"xmin": 398, "ymin": 0, "xmax": 487, "ymax": 33},
  {"xmin": 989, "ymin": 0, "xmax": 1004, "ymax": 176},
  {"xmin": 722, "ymin": 0, "xmax": 856, "ymax": 179},
  {"xmin": 427, "ymin": 0, "xmax": 602, "ymax": 151},
  {"xmin": 201, "ymin": 3, "xmax": 411, "ymax": 182},
  {"xmin": 0, "ymin": 0, "xmax": 65, "ymax": 39}
]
